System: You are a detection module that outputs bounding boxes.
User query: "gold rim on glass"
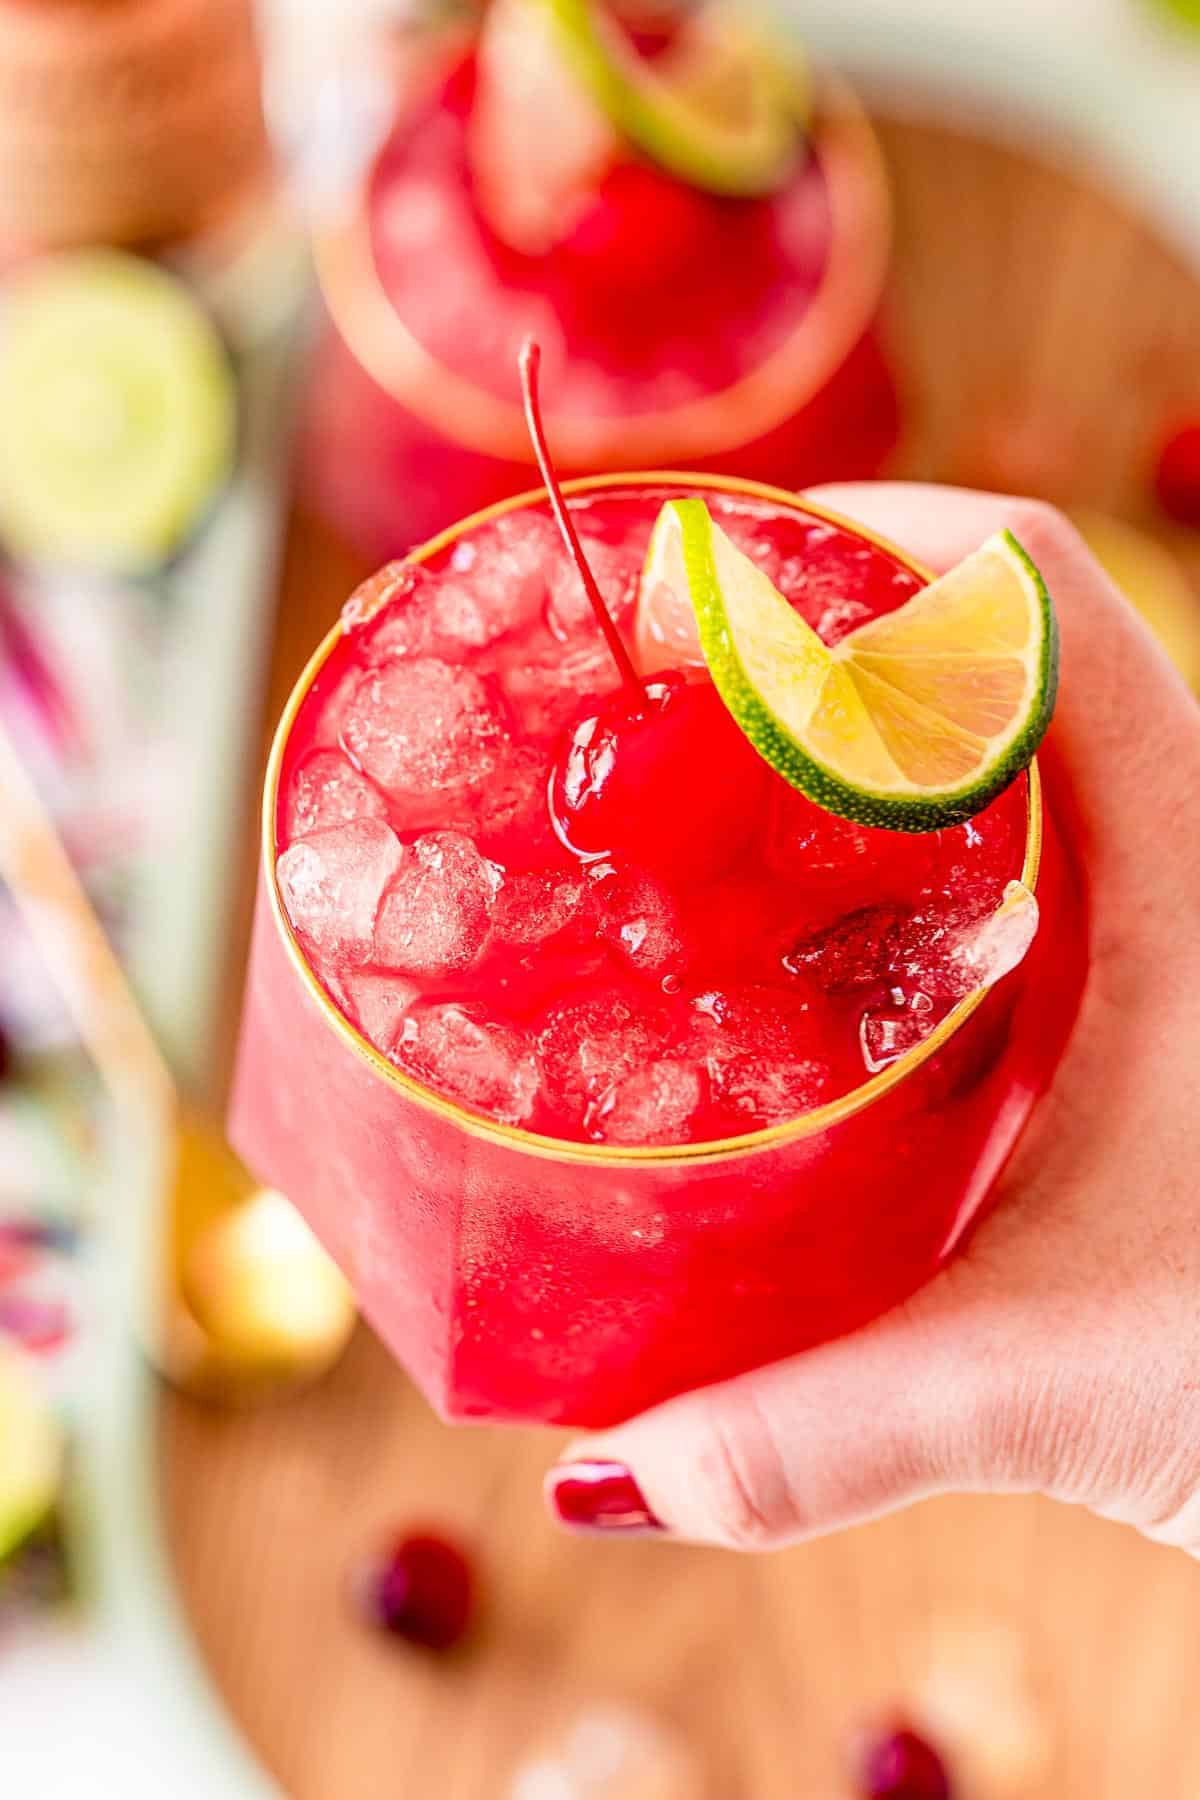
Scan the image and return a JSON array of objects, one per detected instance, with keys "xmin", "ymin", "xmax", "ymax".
[
  {"xmin": 313, "ymin": 79, "xmax": 891, "ymax": 468},
  {"xmin": 262, "ymin": 471, "xmax": 1044, "ymax": 1168}
]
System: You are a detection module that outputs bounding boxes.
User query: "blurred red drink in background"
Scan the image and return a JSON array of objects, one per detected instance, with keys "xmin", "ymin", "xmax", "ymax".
[{"xmin": 297, "ymin": 7, "xmax": 898, "ymax": 563}]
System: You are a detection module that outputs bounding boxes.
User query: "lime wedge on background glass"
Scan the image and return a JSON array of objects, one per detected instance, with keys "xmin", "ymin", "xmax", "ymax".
[
  {"xmin": 0, "ymin": 1345, "xmax": 62, "ymax": 1564},
  {"xmin": 538, "ymin": 0, "xmax": 804, "ymax": 195},
  {"xmin": 639, "ymin": 499, "xmax": 1058, "ymax": 831},
  {"xmin": 0, "ymin": 250, "xmax": 237, "ymax": 576}
]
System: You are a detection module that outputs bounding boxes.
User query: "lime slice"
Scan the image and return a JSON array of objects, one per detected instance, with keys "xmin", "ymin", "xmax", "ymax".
[
  {"xmin": 0, "ymin": 250, "xmax": 237, "ymax": 576},
  {"xmin": 1074, "ymin": 511, "xmax": 1200, "ymax": 694},
  {"xmin": 641, "ymin": 499, "xmax": 1057, "ymax": 830},
  {"xmin": 539, "ymin": 0, "xmax": 804, "ymax": 196},
  {"xmin": 0, "ymin": 1346, "xmax": 62, "ymax": 1564}
]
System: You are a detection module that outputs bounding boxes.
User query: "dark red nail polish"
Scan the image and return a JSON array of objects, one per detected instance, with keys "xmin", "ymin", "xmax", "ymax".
[{"xmin": 546, "ymin": 1460, "xmax": 665, "ymax": 1534}]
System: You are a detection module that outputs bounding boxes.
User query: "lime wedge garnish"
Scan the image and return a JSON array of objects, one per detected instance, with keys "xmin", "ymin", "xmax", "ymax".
[
  {"xmin": 0, "ymin": 1346, "xmax": 62, "ymax": 1565},
  {"xmin": 538, "ymin": 0, "xmax": 805, "ymax": 196},
  {"xmin": 0, "ymin": 250, "xmax": 237, "ymax": 575},
  {"xmin": 639, "ymin": 499, "xmax": 1058, "ymax": 831}
]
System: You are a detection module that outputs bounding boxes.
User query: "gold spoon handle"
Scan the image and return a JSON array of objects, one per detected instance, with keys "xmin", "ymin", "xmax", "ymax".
[{"xmin": 0, "ymin": 710, "xmax": 176, "ymax": 1124}]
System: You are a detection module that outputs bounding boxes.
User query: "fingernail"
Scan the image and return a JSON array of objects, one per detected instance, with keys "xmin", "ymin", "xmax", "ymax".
[{"xmin": 546, "ymin": 1460, "xmax": 665, "ymax": 1534}]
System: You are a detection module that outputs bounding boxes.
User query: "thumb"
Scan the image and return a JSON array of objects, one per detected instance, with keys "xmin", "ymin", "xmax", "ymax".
[{"xmin": 545, "ymin": 1283, "xmax": 1021, "ymax": 1549}]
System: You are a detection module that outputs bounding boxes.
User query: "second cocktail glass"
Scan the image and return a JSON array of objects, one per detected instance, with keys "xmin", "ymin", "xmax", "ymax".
[{"xmin": 298, "ymin": 2, "xmax": 896, "ymax": 563}]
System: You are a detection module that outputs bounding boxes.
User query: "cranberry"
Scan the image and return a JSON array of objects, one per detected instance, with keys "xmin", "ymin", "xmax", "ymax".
[
  {"xmin": 1153, "ymin": 418, "xmax": 1200, "ymax": 527},
  {"xmin": 550, "ymin": 673, "xmax": 767, "ymax": 883},
  {"xmin": 355, "ymin": 1531, "xmax": 475, "ymax": 1651},
  {"xmin": 858, "ymin": 1725, "xmax": 953, "ymax": 1800},
  {"xmin": 563, "ymin": 159, "xmax": 714, "ymax": 293},
  {"xmin": 588, "ymin": 861, "xmax": 685, "ymax": 980}
]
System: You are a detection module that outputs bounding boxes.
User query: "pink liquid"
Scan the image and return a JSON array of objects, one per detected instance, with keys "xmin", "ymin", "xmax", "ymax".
[
  {"xmin": 274, "ymin": 488, "xmax": 1031, "ymax": 1147},
  {"xmin": 300, "ymin": 44, "xmax": 897, "ymax": 562}
]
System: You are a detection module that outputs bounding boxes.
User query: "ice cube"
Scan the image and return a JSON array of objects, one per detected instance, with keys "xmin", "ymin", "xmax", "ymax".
[
  {"xmin": 813, "ymin": 595, "xmax": 873, "ymax": 642},
  {"xmin": 492, "ymin": 867, "xmax": 589, "ymax": 947},
  {"xmin": 546, "ymin": 533, "xmax": 636, "ymax": 640},
  {"xmin": 714, "ymin": 510, "xmax": 786, "ymax": 587},
  {"xmin": 340, "ymin": 968, "xmax": 421, "ymax": 1055},
  {"xmin": 588, "ymin": 1058, "xmax": 707, "ymax": 1145},
  {"xmin": 392, "ymin": 1002, "xmax": 539, "ymax": 1125},
  {"xmin": 339, "ymin": 657, "xmax": 506, "ymax": 826},
  {"xmin": 536, "ymin": 988, "xmax": 671, "ymax": 1116},
  {"xmin": 343, "ymin": 561, "xmax": 454, "ymax": 667},
  {"xmin": 710, "ymin": 1052, "xmax": 833, "ymax": 1126},
  {"xmin": 276, "ymin": 820, "xmax": 404, "ymax": 967},
  {"xmin": 284, "ymin": 749, "xmax": 387, "ymax": 841},
  {"xmin": 374, "ymin": 831, "xmax": 500, "ymax": 976},
  {"xmin": 952, "ymin": 880, "xmax": 1039, "ymax": 987},
  {"xmin": 422, "ymin": 577, "xmax": 507, "ymax": 653},
  {"xmin": 858, "ymin": 989, "xmax": 938, "ymax": 1073},
  {"xmin": 857, "ymin": 881, "xmax": 1039, "ymax": 1057},
  {"xmin": 354, "ymin": 552, "xmax": 539, "ymax": 663},
  {"xmin": 500, "ymin": 637, "xmax": 615, "ymax": 739},
  {"xmin": 688, "ymin": 983, "xmax": 819, "ymax": 1059},
  {"xmin": 689, "ymin": 984, "xmax": 834, "ymax": 1122},
  {"xmin": 403, "ymin": 547, "xmax": 551, "ymax": 659},
  {"xmin": 588, "ymin": 863, "xmax": 685, "ymax": 980},
  {"xmin": 775, "ymin": 539, "xmax": 882, "ymax": 638},
  {"xmin": 473, "ymin": 742, "xmax": 557, "ymax": 863},
  {"xmin": 426, "ymin": 512, "xmax": 556, "ymax": 649}
]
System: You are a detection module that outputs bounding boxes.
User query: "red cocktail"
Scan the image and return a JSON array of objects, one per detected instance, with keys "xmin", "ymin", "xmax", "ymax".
[
  {"xmin": 298, "ymin": 2, "xmax": 895, "ymax": 563},
  {"xmin": 230, "ymin": 470, "xmax": 1085, "ymax": 1426}
]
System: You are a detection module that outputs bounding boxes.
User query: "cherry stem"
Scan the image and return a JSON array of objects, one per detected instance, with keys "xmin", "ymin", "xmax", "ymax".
[{"xmin": 518, "ymin": 339, "xmax": 643, "ymax": 701}]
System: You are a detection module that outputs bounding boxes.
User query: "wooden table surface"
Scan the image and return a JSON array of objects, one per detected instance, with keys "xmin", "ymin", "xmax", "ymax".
[{"xmin": 160, "ymin": 117, "xmax": 1200, "ymax": 1799}]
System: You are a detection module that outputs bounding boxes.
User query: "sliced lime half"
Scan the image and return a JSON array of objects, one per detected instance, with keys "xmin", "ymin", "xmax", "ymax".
[
  {"xmin": 0, "ymin": 250, "xmax": 237, "ymax": 576},
  {"xmin": 640, "ymin": 498, "xmax": 1058, "ymax": 831},
  {"xmin": 539, "ymin": 0, "xmax": 804, "ymax": 196},
  {"xmin": 0, "ymin": 1346, "xmax": 62, "ymax": 1565}
]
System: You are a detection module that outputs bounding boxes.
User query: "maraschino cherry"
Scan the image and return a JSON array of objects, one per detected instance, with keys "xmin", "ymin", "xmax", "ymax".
[{"xmin": 518, "ymin": 340, "xmax": 767, "ymax": 884}]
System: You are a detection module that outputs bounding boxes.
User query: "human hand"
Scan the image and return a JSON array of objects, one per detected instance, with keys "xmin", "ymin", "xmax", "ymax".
[{"xmin": 544, "ymin": 484, "xmax": 1200, "ymax": 1555}]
